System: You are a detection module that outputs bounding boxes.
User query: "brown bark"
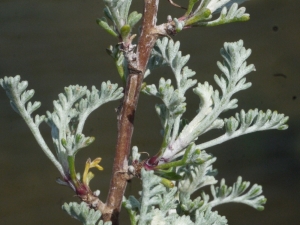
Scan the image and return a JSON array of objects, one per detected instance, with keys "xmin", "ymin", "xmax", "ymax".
[{"xmin": 102, "ymin": 0, "xmax": 160, "ymax": 224}]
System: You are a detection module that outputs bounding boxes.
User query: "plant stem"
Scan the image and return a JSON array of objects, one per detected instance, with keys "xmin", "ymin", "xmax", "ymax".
[
  {"xmin": 67, "ymin": 156, "xmax": 79, "ymax": 188},
  {"xmin": 102, "ymin": 0, "xmax": 160, "ymax": 224}
]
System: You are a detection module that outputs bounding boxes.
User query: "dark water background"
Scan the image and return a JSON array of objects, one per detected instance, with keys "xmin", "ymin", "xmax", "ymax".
[{"xmin": 0, "ymin": 0, "xmax": 299, "ymax": 224}]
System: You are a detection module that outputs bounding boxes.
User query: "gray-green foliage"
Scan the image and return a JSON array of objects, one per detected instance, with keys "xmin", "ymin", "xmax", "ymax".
[
  {"xmin": 0, "ymin": 0, "xmax": 289, "ymax": 225},
  {"xmin": 144, "ymin": 38, "xmax": 288, "ymax": 163},
  {"xmin": 123, "ymin": 168, "xmax": 231, "ymax": 225},
  {"xmin": 0, "ymin": 75, "xmax": 65, "ymax": 175},
  {"xmin": 174, "ymin": 1, "xmax": 249, "ymax": 31},
  {"xmin": 62, "ymin": 202, "xmax": 112, "ymax": 225},
  {"xmin": 0, "ymin": 76, "xmax": 123, "ymax": 179},
  {"xmin": 0, "ymin": 34, "xmax": 288, "ymax": 225},
  {"xmin": 122, "ymin": 161, "xmax": 265, "ymax": 225},
  {"xmin": 195, "ymin": 3, "xmax": 250, "ymax": 27},
  {"xmin": 98, "ymin": 0, "xmax": 142, "ymax": 38},
  {"xmin": 209, "ymin": 177, "xmax": 267, "ymax": 210},
  {"xmin": 143, "ymin": 38, "xmax": 197, "ymax": 155},
  {"xmin": 128, "ymin": 37, "xmax": 287, "ymax": 224}
]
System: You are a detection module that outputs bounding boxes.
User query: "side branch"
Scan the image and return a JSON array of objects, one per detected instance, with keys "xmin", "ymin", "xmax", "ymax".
[{"xmin": 103, "ymin": 0, "xmax": 160, "ymax": 224}]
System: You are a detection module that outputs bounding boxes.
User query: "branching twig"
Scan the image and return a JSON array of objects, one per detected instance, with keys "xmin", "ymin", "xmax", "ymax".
[{"xmin": 103, "ymin": 0, "xmax": 161, "ymax": 224}]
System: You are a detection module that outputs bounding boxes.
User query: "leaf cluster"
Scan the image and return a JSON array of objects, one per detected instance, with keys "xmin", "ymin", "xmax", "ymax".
[
  {"xmin": 0, "ymin": 76, "xmax": 123, "ymax": 179},
  {"xmin": 62, "ymin": 202, "xmax": 112, "ymax": 225},
  {"xmin": 123, "ymin": 168, "xmax": 266, "ymax": 225}
]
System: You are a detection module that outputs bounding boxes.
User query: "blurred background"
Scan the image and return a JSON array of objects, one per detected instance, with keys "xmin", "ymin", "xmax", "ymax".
[{"xmin": 0, "ymin": 0, "xmax": 299, "ymax": 224}]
